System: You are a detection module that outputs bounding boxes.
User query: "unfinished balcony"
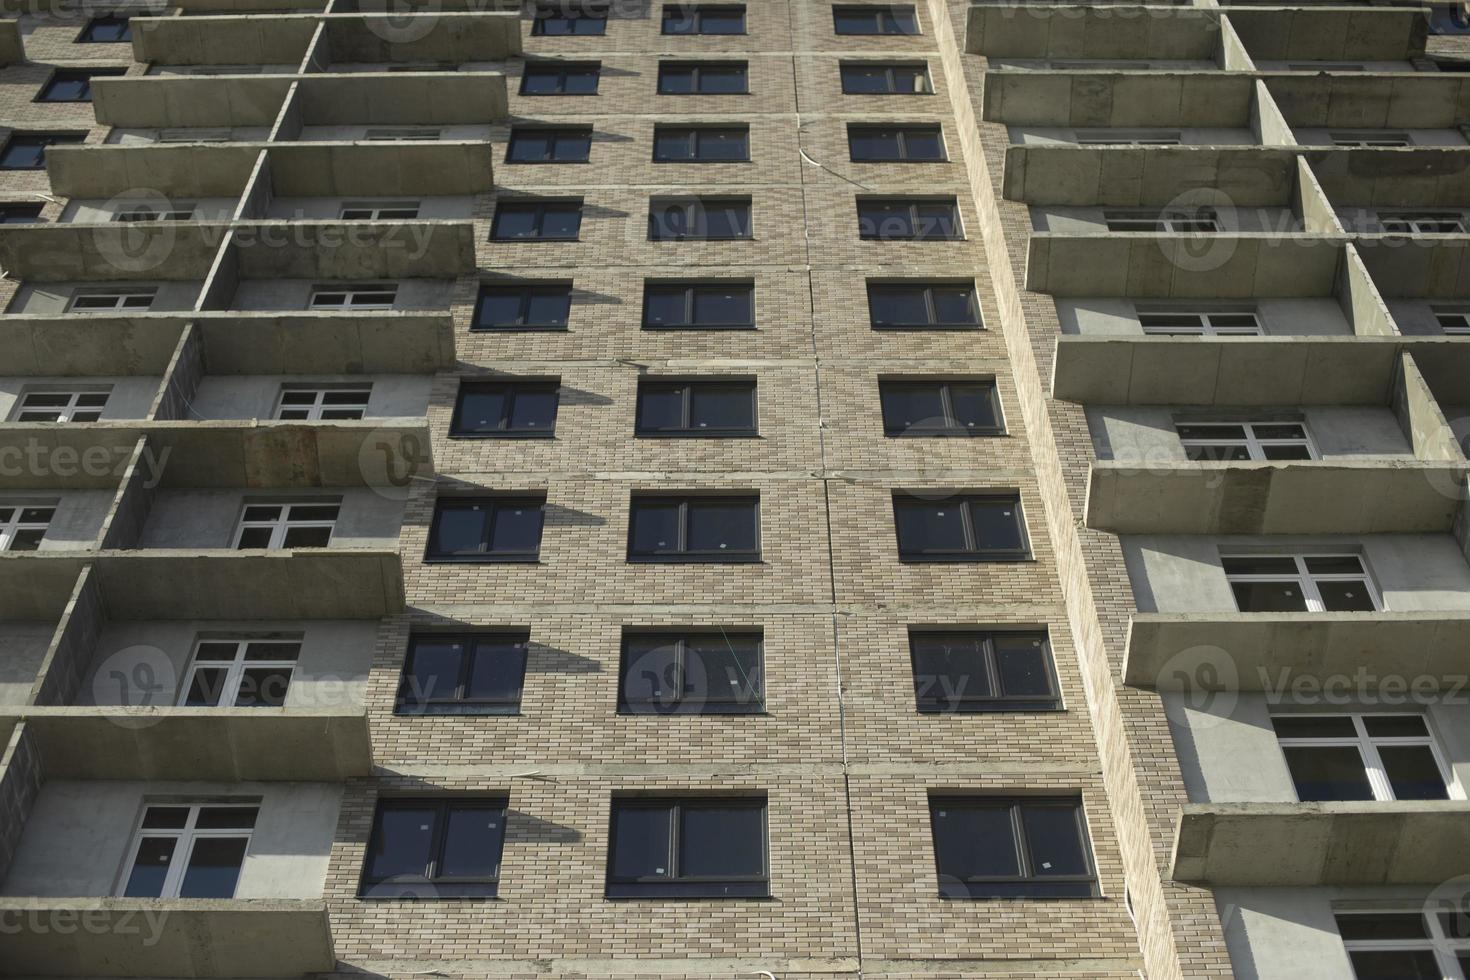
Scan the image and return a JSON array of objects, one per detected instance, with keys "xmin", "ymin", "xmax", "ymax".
[
  {"xmin": 1227, "ymin": 5, "xmax": 1427, "ymax": 71},
  {"xmin": 966, "ymin": 4, "xmax": 1228, "ymax": 71}
]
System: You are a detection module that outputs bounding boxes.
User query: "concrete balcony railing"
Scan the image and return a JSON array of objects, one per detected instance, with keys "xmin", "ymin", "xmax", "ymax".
[
  {"xmin": 1170, "ymin": 801, "xmax": 1470, "ymax": 886},
  {"xmin": 1004, "ymin": 144, "xmax": 1302, "ymax": 209},
  {"xmin": 966, "ymin": 4, "xmax": 1224, "ymax": 61},
  {"xmin": 131, "ymin": 13, "xmax": 319, "ymax": 64},
  {"xmin": 91, "ymin": 76, "xmax": 297, "ymax": 130},
  {"xmin": 0, "ymin": 20, "xmax": 22, "ymax": 65}
]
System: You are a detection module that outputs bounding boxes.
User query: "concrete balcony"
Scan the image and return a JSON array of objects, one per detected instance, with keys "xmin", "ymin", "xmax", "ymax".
[
  {"xmin": 966, "ymin": 4, "xmax": 1222, "ymax": 60},
  {"xmin": 1003, "ymin": 145, "xmax": 1299, "ymax": 208},
  {"xmin": 1122, "ymin": 610, "xmax": 1470, "ymax": 688},
  {"xmin": 0, "ymin": 223, "xmax": 227, "ymax": 283},
  {"xmin": 130, "ymin": 13, "xmax": 318, "ymax": 65},
  {"xmin": 1085, "ymin": 459, "xmax": 1463, "ymax": 534},
  {"xmin": 0, "ymin": 897, "xmax": 333, "ymax": 977},
  {"xmin": 1171, "ymin": 801, "xmax": 1470, "ymax": 886},
  {"xmin": 1310, "ymin": 147, "xmax": 1470, "ymax": 216},
  {"xmin": 92, "ymin": 76, "xmax": 295, "ymax": 130},
  {"xmin": 46, "ymin": 143, "xmax": 262, "ymax": 201},
  {"xmin": 194, "ymin": 310, "xmax": 454, "ymax": 374},
  {"xmin": 1227, "ymin": 6, "xmax": 1426, "ymax": 66},
  {"xmin": 321, "ymin": 11, "xmax": 522, "ymax": 63},
  {"xmin": 0, "ymin": 316, "xmax": 186, "ymax": 376},
  {"xmin": 224, "ymin": 219, "xmax": 476, "ymax": 280},
  {"xmin": 0, "ymin": 20, "xmax": 23, "ymax": 65},
  {"xmin": 984, "ymin": 70, "xmax": 1253, "ymax": 128},
  {"xmin": 1264, "ymin": 71, "xmax": 1470, "ymax": 134}
]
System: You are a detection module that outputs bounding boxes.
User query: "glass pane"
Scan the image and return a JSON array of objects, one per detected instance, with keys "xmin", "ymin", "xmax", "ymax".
[
  {"xmin": 1177, "ymin": 424, "xmax": 1247, "ymax": 441},
  {"xmin": 282, "ymin": 526, "xmax": 332, "ymax": 548},
  {"xmin": 438, "ymin": 805, "xmax": 503, "ymax": 878},
  {"xmin": 881, "ymin": 383, "xmax": 947, "ymax": 433},
  {"xmin": 1185, "ymin": 444, "xmax": 1253, "ymax": 461},
  {"xmin": 493, "ymin": 208, "xmax": 540, "ymax": 239},
  {"xmin": 465, "ymin": 639, "xmax": 526, "ymax": 703},
  {"xmin": 540, "ymin": 207, "xmax": 581, "ymax": 239},
  {"xmin": 1337, "ymin": 913, "xmax": 1430, "ymax": 941},
  {"xmin": 860, "ymin": 202, "xmax": 914, "ymax": 239},
  {"xmin": 688, "ymin": 635, "xmax": 761, "ymax": 704},
  {"xmin": 1282, "ymin": 746, "xmax": 1374, "ymax": 801},
  {"xmin": 663, "ymin": 9, "xmax": 696, "ymax": 33},
  {"xmin": 621, "ymin": 635, "xmax": 681, "ymax": 705},
  {"xmin": 850, "ymin": 129, "xmax": 900, "ymax": 161},
  {"xmin": 1254, "ymin": 424, "xmax": 1307, "ymax": 440},
  {"xmin": 659, "ymin": 68, "xmax": 695, "ymax": 94},
  {"xmin": 520, "ymin": 71, "xmax": 561, "ymax": 95},
  {"xmin": 525, "ymin": 289, "xmax": 571, "ymax": 326},
  {"xmin": 911, "ymin": 634, "xmax": 990, "ymax": 702},
  {"xmin": 508, "ymin": 133, "xmax": 551, "ymax": 162},
  {"xmin": 894, "ymin": 499, "xmax": 965, "ymax": 553},
  {"xmin": 902, "ymin": 129, "xmax": 944, "ymax": 160},
  {"xmin": 562, "ymin": 69, "xmax": 599, "ymax": 94},
  {"xmin": 689, "ymin": 384, "xmax": 754, "ymax": 431},
  {"xmin": 1222, "ymin": 556, "xmax": 1299, "ymax": 575},
  {"xmin": 9, "ymin": 529, "xmax": 44, "ymax": 551},
  {"xmin": 554, "ymin": 133, "xmax": 590, "ymax": 161},
  {"xmin": 611, "ymin": 805, "xmax": 672, "ymax": 879},
  {"xmin": 241, "ymin": 505, "xmax": 281, "ymax": 522},
  {"xmin": 1378, "ymin": 745, "xmax": 1449, "ymax": 800},
  {"xmin": 630, "ymin": 500, "xmax": 681, "ymax": 554},
  {"xmin": 687, "ymin": 500, "xmax": 757, "ymax": 553},
  {"xmin": 699, "ymin": 131, "xmax": 746, "ymax": 159},
  {"xmin": 994, "ymin": 636, "xmax": 1052, "ymax": 698},
  {"xmin": 638, "ymin": 385, "xmax": 686, "ymax": 432},
  {"xmin": 1345, "ymin": 951, "xmax": 1440, "ymax": 980},
  {"xmin": 949, "ymin": 384, "xmax": 999, "ymax": 431},
  {"xmin": 507, "ymin": 387, "xmax": 558, "ymax": 431},
  {"xmin": 700, "ymin": 10, "xmax": 744, "ymax": 33},
  {"xmin": 178, "ymin": 837, "xmax": 249, "ymax": 898},
  {"xmin": 488, "ymin": 503, "xmax": 543, "ymax": 554},
  {"xmin": 366, "ymin": 806, "xmax": 438, "ymax": 879},
  {"xmin": 122, "ymin": 837, "xmax": 177, "ymax": 897},
  {"xmin": 697, "ymin": 67, "xmax": 746, "ymax": 93},
  {"xmin": 1021, "ymin": 805, "xmax": 1088, "ymax": 877},
  {"xmin": 1317, "ymin": 581, "xmax": 1375, "ymax": 612},
  {"xmin": 235, "ymin": 666, "xmax": 292, "ymax": 707},
  {"xmin": 692, "ymin": 286, "xmax": 751, "ymax": 325},
  {"xmin": 654, "ymin": 130, "xmax": 694, "ymax": 160},
  {"xmin": 1262, "ymin": 445, "xmax": 1313, "ymax": 461},
  {"xmin": 644, "ymin": 288, "xmax": 688, "ymax": 326},
  {"xmin": 970, "ymin": 500, "xmax": 1023, "ymax": 552},
  {"xmin": 680, "ymin": 805, "xmax": 763, "ymax": 877},
  {"xmin": 142, "ymin": 807, "xmax": 190, "ymax": 829},
  {"xmin": 403, "ymin": 638, "xmax": 464, "ymax": 703},
  {"xmin": 476, "ymin": 290, "xmax": 527, "ymax": 327},
  {"xmin": 843, "ymin": 67, "xmax": 891, "ymax": 94},
  {"xmin": 869, "ymin": 287, "xmax": 927, "ymax": 325},
  {"xmin": 931, "ymin": 804, "xmax": 1021, "ymax": 879},
  {"xmin": 1271, "ymin": 715, "xmax": 1357, "ymax": 739},
  {"xmin": 195, "ymin": 807, "xmax": 258, "ymax": 830},
  {"xmin": 1231, "ymin": 581, "xmax": 1308, "ymax": 613},
  {"xmin": 931, "ymin": 286, "xmax": 976, "ymax": 324},
  {"xmin": 1363, "ymin": 715, "xmax": 1430, "ymax": 738},
  {"xmin": 184, "ymin": 667, "xmax": 228, "ymax": 707},
  {"xmin": 455, "ymin": 387, "xmax": 507, "ymax": 433},
  {"xmin": 1305, "ymin": 556, "xmax": 1365, "ymax": 575},
  {"xmin": 430, "ymin": 504, "xmax": 489, "ymax": 556}
]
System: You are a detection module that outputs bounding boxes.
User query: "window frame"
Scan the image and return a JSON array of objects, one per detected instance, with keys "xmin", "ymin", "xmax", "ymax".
[
  {"xmin": 647, "ymin": 196, "xmax": 753, "ymax": 241},
  {"xmin": 1174, "ymin": 420, "xmax": 1318, "ymax": 461},
  {"xmin": 0, "ymin": 203, "xmax": 43, "ymax": 223},
  {"xmin": 338, "ymin": 202, "xmax": 421, "ymax": 220},
  {"xmin": 0, "ymin": 502, "xmax": 54, "ymax": 552},
  {"xmin": 36, "ymin": 68, "xmax": 125, "ymax": 104},
  {"xmin": 117, "ymin": 803, "xmax": 258, "ymax": 899},
  {"xmin": 878, "ymin": 377, "xmax": 1003, "ymax": 437},
  {"xmin": 1329, "ymin": 130, "xmax": 1411, "ymax": 147},
  {"xmin": 908, "ymin": 629, "xmax": 1060, "ymax": 713},
  {"xmin": 847, "ymin": 123, "xmax": 946, "ymax": 162},
  {"xmin": 1335, "ymin": 909, "xmax": 1470, "ymax": 978},
  {"xmin": 490, "ymin": 199, "xmax": 584, "ymax": 241},
  {"xmin": 505, "ymin": 126, "xmax": 594, "ymax": 164},
  {"xmin": 605, "ymin": 796, "xmax": 770, "ymax": 898},
  {"xmin": 662, "ymin": 4, "xmax": 748, "ymax": 35},
  {"xmin": 635, "ymin": 377, "xmax": 758, "ymax": 438},
  {"xmin": 1136, "ymin": 308, "xmax": 1262, "ymax": 336},
  {"xmin": 233, "ymin": 499, "xmax": 341, "ymax": 550},
  {"xmin": 395, "ymin": 632, "xmax": 530, "ymax": 716},
  {"xmin": 656, "ymin": 60, "xmax": 750, "ymax": 95},
  {"xmin": 363, "ymin": 127, "xmax": 442, "ymax": 141},
  {"xmin": 642, "ymin": 281, "xmax": 755, "ymax": 330},
  {"xmin": 627, "ymin": 493, "xmax": 762, "ymax": 563},
  {"xmin": 1434, "ymin": 305, "xmax": 1470, "ymax": 335},
  {"xmin": 866, "ymin": 281, "xmax": 980, "ymax": 330},
  {"xmin": 1377, "ymin": 209, "xmax": 1467, "ymax": 234},
  {"xmin": 67, "ymin": 286, "xmax": 157, "ymax": 313},
  {"xmin": 617, "ymin": 629, "xmax": 765, "ymax": 714},
  {"xmin": 425, "ymin": 495, "xmax": 546, "ymax": 563},
  {"xmin": 857, "ymin": 197, "xmax": 962, "ymax": 241},
  {"xmin": 114, "ymin": 205, "xmax": 196, "ymax": 223},
  {"xmin": 891, "ymin": 491, "xmax": 1030, "ymax": 563},
  {"xmin": 833, "ymin": 4, "xmax": 919, "ymax": 35},
  {"xmin": 11, "ymin": 387, "xmax": 111, "ymax": 423},
  {"xmin": 1271, "ymin": 711, "xmax": 1461, "ymax": 803},
  {"xmin": 839, "ymin": 61, "xmax": 933, "ymax": 95},
  {"xmin": 472, "ymin": 283, "xmax": 573, "ymax": 331},
  {"xmin": 77, "ymin": 14, "xmax": 132, "ymax": 43},
  {"xmin": 176, "ymin": 635, "xmax": 302, "ymax": 708},
  {"xmin": 308, "ymin": 284, "xmax": 398, "ymax": 310},
  {"xmin": 273, "ymin": 384, "xmax": 372, "ymax": 421},
  {"xmin": 530, "ymin": 2, "xmax": 608, "ymax": 35},
  {"xmin": 1103, "ymin": 208, "xmax": 1221, "ymax": 232},
  {"xmin": 519, "ymin": 60, "xmax": 602, "ymax": 96},
  {"xmin": 0, "ymin": 132, "xmax": 86, "ymax": 171},
  {"xmin": 1073, "ymin": 129, "xmax": 1182, "ymax": 146},
  {"xmin": 929, "ymin": 795, "xmax": 1098, "ymax": 899},
  {"xmin": 358, "ymin": 797, "xmax": 508, "ymax": 898},
  {"xmin": 450, "ymin": 379, "xmax": 560, "ymax": 439},
  {"xmin": 1222, "ymin": 552, "xmax": 1381, "ymax": 613},
  {"xmin": 652, "ymin": 125, "xmax": 751, "ymax": 163}
]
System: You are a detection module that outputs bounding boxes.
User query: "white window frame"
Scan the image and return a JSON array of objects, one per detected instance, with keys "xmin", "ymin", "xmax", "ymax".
[
  {"xmin": 308, "ymin": 284, "xmax": 397, "ymax": 310},
  {"xmin": 273, "ymin": 384, "xmax": 372, "ymax": 421},
  {"xmin": 1222, "ymin": 552, "xmax": 1381, "ymax": 612},
  {"xmin": 1104, "ymin": 208, "xmax": 1220, "ymax": 232},
  {"xmin": 67, "ymin": 287, "xmax": 157, "ymax": 313},
  {"xmin": 177, "ymin": 636, "xmax": 301, "ymax": 708},
  {"xmin": 1137, "ymin": 309, "xmax": 1262, "ymax": 336},
  {"xmin": 1330, "ymin": 130, "xmax": 1411, "ymax": 147},
  {"xmin": 0, "ymin": 501, "xmax": 54, "ymax": 551},
  {"xmin": 116, "ymin": 803, "xmax": 258, "ymax": 899},
  {"xmin": 339, "ymin": 202, "xmax": 421, "ymax": 220},
  {"xmin": 11, "ymin": 387, "xmax": 112, "ymax": 422},
  {"xmin": 1433, "ymin": 305, "xmax": 1470, "ymax": 335},
  {"xmin": 158, "ymin": 128, "xmax": 232, "ymax": 143},
  {"xmin": 1052, "ymin": 59, "xmax": 1153, "ymax": 70},
  {"xmin": 233, "ymin": 499, "xmax": 340, "ymax": 549},
  {"xmin": 1337, "ymin": 909, "xmax": 1470, "ymax": 977},
  {"xmin": 1273, "ymin": 712, "xmax": 1462, "ymax": 802},
  {"xmin": 1075, "ymin": 129, "xmax": 1182, "ymax": 146},
  {"xmin": 114, "ymin": 205, "xmax": 195, "ymax": 222},
  {"xmin": 363, "ymin": 127, "xmax": 441, "ymax": 141},
  {"xmin": 1378, "ymin": 210, "xmax": 1467, "ymax": 234},
  {"xmin": 1176, "ymin": 420, "xmax": 1318, "ymax": 460}
]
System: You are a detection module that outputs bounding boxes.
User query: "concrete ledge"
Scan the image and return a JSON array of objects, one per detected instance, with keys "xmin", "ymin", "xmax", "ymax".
[
  {"xmin": 0, "ymin": 19, "xmax": 23, "ymax": 65},
  {"xmin": 1004, "ymin": 145, "xmax": 1297, "ymax": 207},
  {"xmin": 46, "ymin": 144, "xmax": 262, "ymax": 201},
  {"xmin": 196, "ymin": 311, "xmax": 455, "ymax": 373},
  {"xmin": 966, "ymin": 5, "xmax": 1220, "ymax": 59},
  {"xmin": 0, "ymin": 558, "xmax": 86, "ymax": 619},
  {"xmin": 229, "ymin": 220, "xmax": 476, "ymax": 279},
  {"xmin": 1171, "ymin": 801, "xmax": 1470, "ymax": 885},
  {"xmin": 1264, "ymin": 72, "xmax": 1470, "ymax": 130},
  {"xmin": 1123, "ymin": 610, "xmax": 1470, "ymax": 689},
  {"xmin": 1228, "ymin": 7, "xmax": 1425, "ymax": 64},
  {"xmin": 16, "ymin": 707, "xmax": 371, "ymax": 780},
  {"xmin": 0, "ymin": 224, "xmax": 226, "ymax": 282},
  {"xmin": 295, "ymin": 71, "xmax": 508, "ymax": 125},
  {"xmin": 92, "ymin": 76, "xmax": 296, "ymax": 129},
  {"xmin": 1086, "ymin": 459, "xmax": 1463, "ymax": 533},
  {"xmin": 265, "ymin": 141, "xmax": 497, "ymax": 196},
  {"xmin": 130, "ymin": 13, "xmax": 318, "ymax": 65},
  {"xmin": 323, "ymin": 12, "xmax": 522, "ymax": 63},
  {"xmin": 1357, "ymin": 237, "xmax": 1470, "ymax": 300},
  {"xmin": 0, "ymin": 317, "xmax": 186, "ymax": 376},
  {"xmin": 984, "ymin": 71, "xmax": 1252, "ymax": 128},
  {"xmin": 1308, "ymin": 147, "xmax": 1470, "ymax": 212},
  {"xmin": 0, "ymin": 898, "xmax": 333, "ymax": 977}
]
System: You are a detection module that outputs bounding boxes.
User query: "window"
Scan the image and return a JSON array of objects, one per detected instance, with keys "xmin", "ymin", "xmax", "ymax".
[
  {"xmin": 867, "ymin": 282, "xmax": 979, "ymax": 329},
  {"xmin": 68, "ymin": 287, "xmax": 156, "ymax": 313},
  {"xmin": 840, "ymin": 62, "xmax": 931, "ymax": 95},
  {"xmin": 648, "ymin": 196, "xmax": 751, "ymax": 240},
  {"xmin": 339, "ymin": 202, "xmax": 420, "ymax": 220},
  {"xmin": 834, "ymin": 5, "xmax": 918, "ymax": 35},
  {"xmin": 619, "ymin": 630, "xmax": 763, "ymax": 714},
  {"xmin": 1272, "ymin": 713, "xmax": 1455, "ymax": 802},
  {"xmin": 643, "ymin": 281, "xmax": 754, "ymax": 329},
  {"xmin": 848, "ymin": 124, "xmax": 944, "ymax": 161},
  {"xmin": 0, "ymin": 503, "xmax": 53, "ymax": 552},
  {"xmin": 396, "ymin": 633, "xmax": 529, "ymax": 715},
  {"xmin": 1222, "ymin": 553, "xmax": 1379, "ymax": 612},
  {"xmin": 234, "ymin": 500, "xmax": 339, "ymax": 549},
  {"xmin": 1104, "ymin": 208, "xmax": 1220, "ymax": 232},
  {"xmin": 0, "ymin": 203, "xmax": 42, "ymax": 223},
  {"xmin": 360, "ymin": 798, "xmax": 507, "ymax": 898},
  {"xmin": 1176, "ymin": 421, "xmax": 1315, "ymax": 461},
  {"xmin": 893, "ymin": 492, "xmax": 1028, "ymax": 561},
  {"xmin": 1378, "ymin": 210, "xmax": 1466, "ymax": 233},
  {"xmin": 1074, "ymin": 129, "xmax": 1182, "ymax": 145},
  {"xmin": 929, "ymin": 796, "xmax": 1096, "ymax": 898},
  {"xmin": 1330, "ymin": 130, "xmax": 1411, "ymax": 147},
  {"xmin": 115, "ymin": 205, "xmax": 195, "ymax": 222},
  {"xmin": 427, "ymin": 496, "xmax": 545, "ymax": 562},
  {"xmin": 0, "ymin": 133, "xmax": 85, "ymax": 170},
  {"xmin": 491, "ymin": 200, "xmax": 583, "ymax": 240},
  {"xmin": 653, "ymin": 125, "xmax": 749, "ymax": 162},
  {"xmin": 37, "ymin": 69, "xmax": 123, "ymax": 103},
  {"xmin": 910, "ymin": 630, "xmax": 1058, "ymax": 712},
  {"xmin": 506, "ymin": 127, "xmax": 592, "ymax": 163},
  {"xmin": 532, "ymin": 2, "xmax": 607, "ymax": 35},
  {"xmin": 1052, "ymin": 59, "xmax": 1152, "ymax": 70},
  {"xmin": 158, "ymin": 128, "xmax": 233, "ymax": 143},
  {"xmin": 179, "ymin": 637, "xmax": 301, "ymax": 708},
  {"xmin": 451, "ymin": 380, "xmax": 559, "ymax": 438},
  {"xmin": 12, "ymin": 388, "xmax": 110, "ymax": 423},
  {"xmin": 520, "ymin": 61, "xmax": 600, "ymax": 95},
  {"xmin": 607, "ymin": 797, "xmax": 767, "ymax": 897},
  {"xmin": 663, "ymin": 4, "xmax": 746, "ymax": 34},
  {"xmin": 1434, "ymin": 305, "xmax": 1470, "ymax": 335},
  {"xmin": 628, "ymin": 494, "xmax": 760, "ymax": 562},
  {"xmin": 636, "ymin": 378, "xmax": 757, "ymax": 437},
  {"xmin": 858, "ymin": 198, "xmax": 961, "ymax": 240},
  {"xmin": 1336, "ymin": 910, "xmax": 1470, "ymax": 979},
  {"xmin": 79, "ymin": 14, "xmax": 132, "ymax": 42},
  {"xmin": 473, "ymin": 283, "xmax": 572, "ymax": 331},
  {"xmin": 879, "ymin": 378, "xmax": 1001, "ymax": 437},
  {"xmin": 658, "ymin": 61, "xmax": 748, "ymax": 94},
  {"xmin": 274, "ymin": 385, "xmax": 371, "ymax": 421},
  {"xmin": 364, "ymin": 127, "xmax": 441, "ymax": 141},
  {"xmin": 121, "ymin": 803, "xmax": 258, "ymax": 899},
  {"xmin": 309, "ymin": 284, "xmax": 397, "ymax": 310},
  {"xmin": 1138, "ymin": 309, "xmax": 1261, "ymax": 336}
]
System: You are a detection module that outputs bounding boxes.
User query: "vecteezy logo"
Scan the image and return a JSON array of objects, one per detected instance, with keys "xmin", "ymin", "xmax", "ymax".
[
  {"xmin": 1156, "ymin": 188, "xmax": 1239, "ymax": 275},
  {"xmin": 91, "ymin": 645, "xmax": 177, "ymax": 729},
  {"xmin": 358, "ymin": 428, "xmax": 430, "ymax": 502},
  {"xmin": 92, "ymin": 190, "xmax": 180, "ymax": 274},
  {"xmin": 1155, "ymin": 644, "xmax": 1240, "ymax": 730},
  {"xmin": 354, "ymin": 0, "xmax": 440, "ymax": 44}
]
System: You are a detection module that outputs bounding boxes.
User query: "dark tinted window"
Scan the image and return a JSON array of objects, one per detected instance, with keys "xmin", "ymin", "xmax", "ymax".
[
  {"xmin": 893, "ymin": 492, "xmax": 1028, "ymax": 561},
  {"xmin": 0, "ymin": 204, "xmax": 43, "ymax": 223},
  {"xmin": 658, "ymin": 61, "xmax": 749, "ymax": 94},
  {"xmin": 930, "ymin": 796, "xmax": 1096, "ymax": 898},
  {"xmin": 654, "ymin": 126, "xmax": 749, "ymax": 162},
  {"xmin": 507, "ymin": 127, "xmax": 593, "ymax": 163},
  {"xmin": 360, "ymin": 798, "xmax": 507, "ymax": 897},
  {"xmin": 868, "ymin": 282, "xmax": 978, "ymax": 329},
  {"xmin": 848, "ymin": 124, "xmax": 944, "ymax": 161},
  {"xmin": 38, "ymin": 69, "xmax": 123, "ymax": 103},
  {"xmin": 79, "ymin": 15, "xmax": 132, "ymax": 42},
  {"xmin": 840, "ymin": 62, "xmax": 931, "ymax": 94},
  {"xmin": 491, "ymin": 200, "xmax": 583, "ymax": 240},
  {"xmin": 451, "ymin": 380, "xmax": 560, "ymax": 438},
  {"xmin": 910, "ymin": 631, "xmax": 1056, "ymax": 712},
  {"xmin": 397, "ymin": 633, "xmax": 529, "ymax": 715},
  {"xmin": 649, "ymin": 197, "xmax": 751, "ymax": 240},
  {"xmin": 619, "ymin": 631, "xmax": 763, "ymax": 713},
  {"xmin": 859, "ymin": 199, "xmax": 960, "ymax": 240},
  {"xmin": 637, "ymin": 379, "xmax": 757, "ymax": 436},
  {"xmin": 607, "ymin": 797, "xmax": 767, "ymax": 897},
  {"xmin": 834, "ymin": 5, "xmax": 918, "ymax": 34},
  {"xmin": 473, "ymin": 284, "xmax": 572, "ymax": 331},
  {"xmin": 663, "ymin": 4, "xmax": 746, "ymax": 34},
  {"xmin": 628, "ymin": 494, "xmax": 760, "ymax": 562},
  {"xmin": 427, "ymin": 497, "xmax": 545, "ymax": 561},
  {"xmin": 531, "ymin": 4, "xmax": 607, "ymax": 35},
  {"xmin": 520, "ymin": 61, "xmax": 601, "ymax": 95},
  {"xmin": 0, "ymin": 133, "xmax": 85, "ymax": 170},
  {"xmin": 644, "ymin": 282, "xmax": 754, "ymax": 328},
  {"xmin": 879, "ymin": 378, "xmax": 1001, "ymax": 436}
]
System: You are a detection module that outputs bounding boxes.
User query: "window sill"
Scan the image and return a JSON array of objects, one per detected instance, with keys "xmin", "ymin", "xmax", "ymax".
[
  {"xmin": 469, "ymin": 325, "xmax": 571, "ymax": 333},
  {"xmin": 447, "ymin": 432, "xmax": 557, "ymax": 440},
  {"xmin": 627, "ymin": 555, "xmax": 764, "ymax": 564},
  {"xmin": 898, "ymin": 554, "xmax": 1033, "ymax": 564},
  {"xmin": 422, "ymin": 554, "xmax": 542, "ymax": 564},
  {"xmin": 634, "ymin": 431, "xmax": 761, "ymax": 439},
  {"xmin": 871, "ymin": 323, "xmax": 983, "ymax": 332},
  {"xmin": 503, "ymin": 160, "xmax": 592, "ymax": 165},
  {"xmin": 884, "ymin": 429, "xmax": 1005, "ymax": 438},
  {"xmin": 642, "ymin": 324, "xmax": 757, "ymax": 331},
  {"xmin": 652, "ymin": 158, "xmax": 754, "ymax": 164},
  {"xmin": 617, "ymin": 706, "xmax": 769, "ymax": 716}
]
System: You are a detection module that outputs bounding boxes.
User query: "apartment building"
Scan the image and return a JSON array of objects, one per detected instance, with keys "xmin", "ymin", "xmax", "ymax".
[{"xmin": 0, "ymin": 0, "xmax": 1466, "ymax": 978}]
